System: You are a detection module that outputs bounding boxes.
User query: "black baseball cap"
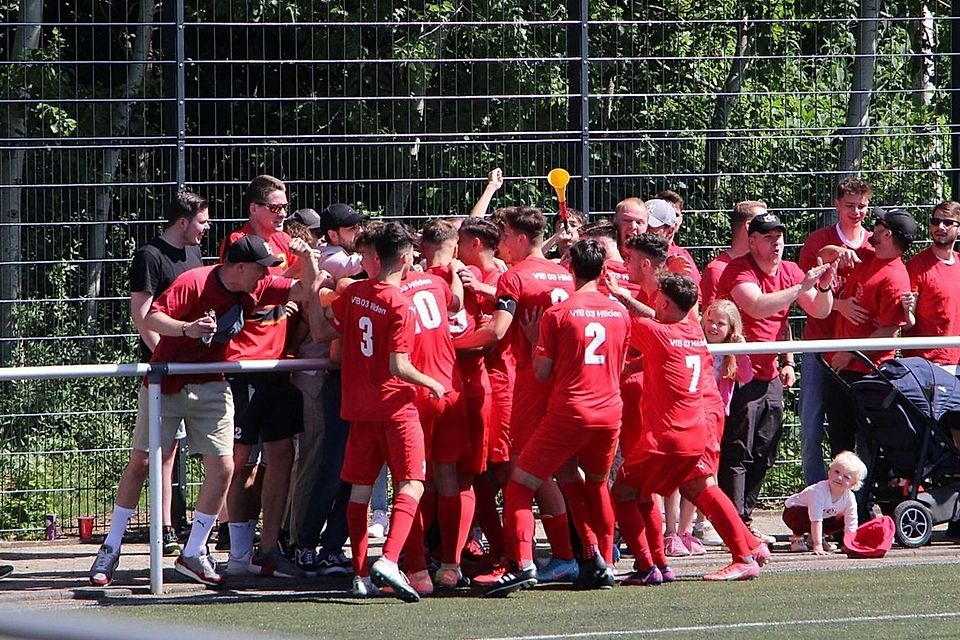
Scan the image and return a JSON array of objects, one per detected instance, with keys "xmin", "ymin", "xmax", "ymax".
[
  {"xmin": 874, "ymin": 207, "xmax": 917, "ymax": 244},
  {"xmin": 289, "ymin": 208, "xmax": 322, "ymax": 231},
  {"xmin": 225, "ymin": 235, "xmax": 282, "ymax": 267},
  {"xmin": 748, "ymin": 212, "xmax": 786, "ymax": 235},
  {"xmin": 320, "ymin": 203, "xmax": 364, "ymax": 233}
]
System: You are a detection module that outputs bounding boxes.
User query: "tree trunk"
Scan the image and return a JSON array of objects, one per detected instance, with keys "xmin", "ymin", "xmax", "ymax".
[
  {"xmin": 837, "ymin": 0, "xmax": 880, "ymax": 181},
  {"xmin": 0, "ymin": 0, "xmax": 44, "ymax": 364},
  {"xmin": 82, "ymin": 0, "xmax": 157, "ymax": 329},
  {"xmin": 704, "ymin": 18, "xmax": 752, "ymax": 203}
]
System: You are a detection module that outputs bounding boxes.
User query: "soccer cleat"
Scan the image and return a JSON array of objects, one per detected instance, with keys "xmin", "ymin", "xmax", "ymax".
[
  {"xmin": 574, "ymin": 555, "xmax": 613, "ymax": 591},
  {"xmin": 484, "ymin": 565, "xmax": 537, "ymax": 598},
  {"xmin": 659, "ymin": 564, "xmax": 677, "ymax": 583},
  {"xmin": 435, "ymin": 564, "xmax": 470, "ymax": 590},
  {"xmin": 317, "ymin": 551, "xmax": 353, "ymax": 576},
  {"xmin": 248, "ymin": 547, "xmax": 305, "ymax": 578},
  {"xmin": 679, "ymin": 532, "xmax": 706, "ymax": 556},
  {"xmin": 470, "ymin": 558, "xmax": 509, "ymax": 585},
  {"xmin": 752, "ymin": 542, "xmax": 771, "ymax": 567},
  {"xmin": 595, "ymin": 566, "xmax": 615, "ymax": 590},
  {"xmin": 175, "ymin": 553, "xmax": 225, "ymax": 586},
  {"xmin": 407, "ymin": 569, "xmax": 434, "ymax": 596},
  {"xmin": 370, "ymin": 558, "xmax": 420, "ymax": 603},
  {"xmin": 368, "ymin": 509, "xmax": 389, "ymax": 539},
  {"xmin": 622, "ymin": 566, "xmax": 662, "ymax": 587},
  {"xmin": 663, "ymin": 532, "xmax": 691, "ymax": 557},
  {"xmin": 703, "ymin": 560, "xmax": 760, "ymax": 582},
  {"xmin": 296, "ymin": 547, "xmax": 320, "ymax": 577},
  {"xmin": 89, "ymin": 544, "xmax": 121, "ymax": 587},
  {"xmin": 162, "ymin": 526, "xmax": 182, "ymax": 558},
  {"xmin": 748, "ymin": 526, "xmax": 776, "ymax": 545},
  {"xmin": 536, "ymin": 556, "xmax": 579, "ymax": 583},
  {"xmin": 352, "ymin": 575, "xmax": 380, "ymax": 597}
]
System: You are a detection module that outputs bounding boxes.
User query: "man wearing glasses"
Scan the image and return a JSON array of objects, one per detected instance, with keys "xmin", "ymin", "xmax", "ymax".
[
  {"xmin": 903, "ymin": 201, "xmax": 960, "ymax": 373},
  {"xmin": 219, "ymin": 174, "xmax": 306, "ymax": 578}
]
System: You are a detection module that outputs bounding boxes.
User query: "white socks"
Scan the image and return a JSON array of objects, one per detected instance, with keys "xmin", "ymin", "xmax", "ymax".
[{"xmin": 104, "ymin": 505, "xmax": 135, "ymax": 549}]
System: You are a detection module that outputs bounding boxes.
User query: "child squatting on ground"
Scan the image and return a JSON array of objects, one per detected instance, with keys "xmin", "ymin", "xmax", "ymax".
[{"xmin": 781, "ymin": 451, "xmax": 868, "ymax": 555}]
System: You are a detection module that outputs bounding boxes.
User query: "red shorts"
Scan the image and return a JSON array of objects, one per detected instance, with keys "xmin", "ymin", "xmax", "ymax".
[
  {"xmin": 341, "ymin": 419, "xmax": 426, "ymax": 485},
  {"xmin": 618, "ymin": 451, "xmax": 702, "ymax": 497},
  {"xmin": 487, "ymin": 364, "xmax": 515, "ymax": 464},
  {"xmin": 695, "ymin": 409, "xmax": 723, "ymax": 479},
  {"xmin": 508, "ymin": 369, "xmax": 550, "ymax": 456},
  {"xmin": 416, "ymin": 390, "xmax": 467, "ymax": 465},
  {"xmin": 516, "ymin": 419, "xmax": 619, "ymax": 481},
  {"xmin": 619, "ymin": 372, "xmax": 644, "ymax": 456},
  {"xmin": 458, "ymin": 392, "xmax": 490, "ymax": 475}
]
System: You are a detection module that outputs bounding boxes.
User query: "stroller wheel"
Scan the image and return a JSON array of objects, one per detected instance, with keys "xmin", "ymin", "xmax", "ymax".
[{"xmin": 892, "ymin": 500, "xmax": 933, "ymax": 548}]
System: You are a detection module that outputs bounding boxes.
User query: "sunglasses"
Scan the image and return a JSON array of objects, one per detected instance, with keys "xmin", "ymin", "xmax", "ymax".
[
  {"xmin": 930, "ymin": 217, "xmax": 959, "ymax": 228},
  {"xmin": 256, "ymin": 202, "xmax": 290, "ymax": 215}
]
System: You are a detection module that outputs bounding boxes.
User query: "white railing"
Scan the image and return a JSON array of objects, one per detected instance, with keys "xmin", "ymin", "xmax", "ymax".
[{"xmin": 2, "ymin": 336, "xmax": 960, "ymax": 594}]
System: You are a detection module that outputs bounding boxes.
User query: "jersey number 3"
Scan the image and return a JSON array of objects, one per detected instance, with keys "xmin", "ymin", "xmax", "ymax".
[{"xmin": 358, "ymin": 316, "xmax": 374, "ymax": 357}]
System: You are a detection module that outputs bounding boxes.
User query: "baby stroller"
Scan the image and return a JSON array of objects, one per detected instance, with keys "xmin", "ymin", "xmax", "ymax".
[{"xmin": 818, "ymin": 354, "xmax": 960, "ymax": 547}]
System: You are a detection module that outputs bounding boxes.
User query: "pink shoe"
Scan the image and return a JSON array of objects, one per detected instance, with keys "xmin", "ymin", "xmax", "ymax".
[
  {"xmin": 703, "ymin": 560, "xmax": 760, "ymax": 581},
  {"xmin": 679, "ymin": 532, "xmax": 706, "ymax": 556},
  {"xmin": 752, "ymin": 542, "xmax": 771, "ymax": 567},
  {"xmin": 407, "ymin": 569, "xmax": 434, "ymax": 596},
  {"xmin": 663, "ymin": 533, "xmax": 690, "ymax": 557}
]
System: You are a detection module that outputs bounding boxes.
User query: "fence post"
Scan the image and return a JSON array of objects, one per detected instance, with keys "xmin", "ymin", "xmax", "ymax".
[
  {"xmin": 176, "ymin": 0, "xmax": 186, "ymax": 189},
  {"xmin": 952, "ymin": 0, "xmax": 960, "ymax": 200},
  {"xmin": 579, "ymin": 0, "xmax": 590, "ymax": 216},
  {"xmin": 147, "ymin": 366, "xmax": 166, "ymax": 595}
]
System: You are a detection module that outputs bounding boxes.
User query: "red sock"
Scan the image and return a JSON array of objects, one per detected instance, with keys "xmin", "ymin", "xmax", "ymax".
[
  {"xmin": 560, "ymin": 478, "xmax": 598, "ymax": 557},
  {"xmin": 382, "ymin": 492, "xmax": 421, "ymax": 565},
  {"xmin": 585, "ymin": 479, "xmax": 616, "ymax": 564},
  {"xmin": 637, "ymin": 499, "xmax": 666, "ymax": 567},
  {"xmin": 474, "ymin": 474, "xmax": 505, "ymax": 556},
  {"xmin": 694, "ymin": 485, "xmax": 752, "ymax": 561},
  {"xmin": 503, "ymin": 480, "xmax": 536, "ymax": 565},
  {"xmin": 540, "ymin": 512, "xmax": 575, "ymax": 561},
  {"xmin": 614, "ymin": 498, "xmax": 652, "ymax": 570},
  {"xmin": 458, "ymin": 487, "xmax": 477, "ymax": 557},
  {"xmin": 401, "ymin": 504, "xmax": 428, "ymax": 573},
  {"xmin": 419, "ymin": 489, "xmax": 437, "ymax": 536},
  {"xmin": 346, "ymin": 501, "xmax": 369, "ymax": 576},
  {"xmin": 438, "ymin": 494, "xmax": 463, "ymax": 564}
]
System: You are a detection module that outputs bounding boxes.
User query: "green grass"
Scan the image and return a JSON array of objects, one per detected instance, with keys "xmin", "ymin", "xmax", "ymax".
[{"xmin": 90, "ymin": 563, "xmax": 960, "ymax": 639}]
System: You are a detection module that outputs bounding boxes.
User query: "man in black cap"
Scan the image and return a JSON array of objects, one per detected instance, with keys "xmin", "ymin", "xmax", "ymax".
[
  {"xmin": 715, "ymin": 212, "xmax": 836, "ymax": 536},
  {"xmin": 289, "ymin": 208, "xmax": 324, "ymax": 248},
  {"xmin": 316, "ymin": 203, "xmax": 365, "ymax": 281},
  {"xmin": 825, "ymin": 207, "xmax": 915, "ymax": 460}
]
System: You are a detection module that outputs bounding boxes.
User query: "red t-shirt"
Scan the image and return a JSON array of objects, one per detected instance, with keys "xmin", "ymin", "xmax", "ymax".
[
  {"xmin": 400, "ymin": 271, "xmax": 461, "ymax": 392},
  {"xmin": 474, "ymin": 266, "xmax": 515, "ymax": 394},
  {"xmin": 535, "ymin": 290, "xmax": 631, "ymax": 427},
  {"xmin": 667, "ymin": 244, "xmax": 702, "ymax": 285},
  {"xmin": 798, "ymin": 224, "xmax": 874, "ymax": 340},
  {"xmin": 831, "ymin": 255, "xmax": 910, "ymax": 372},
  {"xmin": 904, "ymin": 248, "xmax": 960, "ymax": 366},
  {"xmin": 220, "ymin": 224, "xmax": 300, "ymax": 360},
  {"xmin": 495, "ymin": 256, "xmax": 575, "ymax": 371},
  {"xmin": 717, "ymin": 254, "xmax": 805, "ymax": 381},
  {"xmin": 629, "ymin": 315, "xmax": 712, "ymax": 457},
  {"xmin": 701, "ymin": 252, "xmax": 733, "ymax": 308},
  {"xmin": 331, "ymin": 279, "xmax": 419, "ymax": 421},
  {"xmin": 149, "ymin": 266, "xmax": 294, "ymax": 393},
  {"xmin": 428, "ymin": 264, "xmax": 490, "ymax": 398}
]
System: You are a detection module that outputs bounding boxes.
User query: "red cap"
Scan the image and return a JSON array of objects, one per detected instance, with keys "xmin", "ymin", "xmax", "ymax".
[{"xmin": 843, "ymin": 516, "xmax": 895, "ymax": 558}]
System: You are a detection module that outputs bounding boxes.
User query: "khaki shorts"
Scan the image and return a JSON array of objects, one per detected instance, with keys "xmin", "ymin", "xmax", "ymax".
[{"xmin": 132, "ymin": 382, "xmax": 234, "ymax": 457}]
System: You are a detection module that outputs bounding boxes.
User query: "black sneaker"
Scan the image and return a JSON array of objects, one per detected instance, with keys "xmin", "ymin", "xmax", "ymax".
[
  {"xmin": 296, "ymin": 547, "xmax": 319, "ymax": 577},
  {"xmin": 317, "ymin": 551, "xmax": 352, "ymax": 576},
  {"xmin": 214, "ymin": 522, "xmax": 230, "ymax": 551},
  {"xmin": 574, "ymin": 555, "xmax": 606, "ymax": 590},
  {"xmin": 484, "ymin": 564, "xmax": 537, "ymax": 598},
  {"xmin": 162, "ymin": 526, "xmax": 182, "ymax": 558}
]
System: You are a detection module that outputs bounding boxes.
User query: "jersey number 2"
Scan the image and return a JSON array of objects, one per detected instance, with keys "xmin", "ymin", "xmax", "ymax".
[{"xmin": 584, "ymin": 322, "xmax": 605, "ymax": 365}]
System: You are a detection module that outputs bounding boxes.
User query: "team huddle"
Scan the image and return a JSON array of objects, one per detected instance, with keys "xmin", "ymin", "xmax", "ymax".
[{"xmin": 89, "ymin": 171, "xmax": 960, "ymax": 602}]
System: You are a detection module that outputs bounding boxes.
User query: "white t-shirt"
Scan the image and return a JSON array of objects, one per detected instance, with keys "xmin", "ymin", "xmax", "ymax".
[
  {"xmin": 316, "ymin": 245, "xmax": 363, "ymax": 281},
  {"xmin": 784, "ymin": 480, "xmax": 858, "ymax": 534}
]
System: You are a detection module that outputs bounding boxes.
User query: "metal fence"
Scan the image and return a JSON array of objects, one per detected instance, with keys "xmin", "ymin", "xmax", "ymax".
[{"xmin": 1, "ymin": 0, "xmax": 958, "ymax": 537}]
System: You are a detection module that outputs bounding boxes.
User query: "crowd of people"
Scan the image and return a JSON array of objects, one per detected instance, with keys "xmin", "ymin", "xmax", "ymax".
[{"xmin": 84, "ymin": 172, "xmax": 960, "ymax": 601}]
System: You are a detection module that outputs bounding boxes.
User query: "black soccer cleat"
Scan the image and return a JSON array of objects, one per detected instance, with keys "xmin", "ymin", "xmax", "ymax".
[{"xmin": 484, "ymin": 565, "xmax": 537, "ymax": 598}]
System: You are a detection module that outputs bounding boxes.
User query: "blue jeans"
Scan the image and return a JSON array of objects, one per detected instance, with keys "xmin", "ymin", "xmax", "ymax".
[{"xmin": 798, "ymin": 353, "xmax": 828, "ymax": 485}]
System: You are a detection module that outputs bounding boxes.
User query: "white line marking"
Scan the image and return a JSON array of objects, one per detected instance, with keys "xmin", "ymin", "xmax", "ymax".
[{"xmin": 471, "ymin": 611, "xmax": 960, "ymax": 640}]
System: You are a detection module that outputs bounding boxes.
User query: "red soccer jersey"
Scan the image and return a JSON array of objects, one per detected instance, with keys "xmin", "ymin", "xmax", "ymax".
[
  {"xmin": 904, "ymin": 248, "xmax": 960, "ymax": 366},
  {"xmin": 429, "ymin": 264, "xmax": 490, "ymax": 398},
  {"xmin": 628, "ymin": 315, "xmax": 712, "ymax": 457},
  {"xmin": 667, "ymin": 244, "xmax": 702, "ymax": 285},
  {"xmin": 535, "ymin": 290, "xmax": 631, "ymax": 427},
  {"xmin": 220, "ymin": 224, "xmax": 300, "ymax": 360},
  {"xmin": 717, "ymin": 254, "xmax": 806, "ymax": 381},
  {"xmin": 496, "ymin": 256, "xmax": 575, "ymax": 371},
  {"xmin": 149, "ymin": 266, "xmax": 294, "ymax": 393},
  {"xmin": 832, "ymin": 254, "xmax": 910, "ymax": 372},
  {"xmin": 798, "ymin": 224, "xmax": 874, "ymax": 340},
  {"xmin": 331, "ymin": 279, "xmax": 419, "ymax": 421},
  {"xmin": 701, "ymin": 252, "xmax": 733, "ymax": 308},
  {"xmin": 400, "ymin": 271, "xmax": 461, "ymax": 392},
  {"xmin": 599, "ymin": 259, "xmax": 644, "ymax": 301}
]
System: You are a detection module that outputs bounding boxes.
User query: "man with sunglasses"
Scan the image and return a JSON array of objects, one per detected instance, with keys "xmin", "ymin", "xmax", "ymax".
[{"xmin": 903, "ymin": 201, "xmax": 960, "ymax": 372}]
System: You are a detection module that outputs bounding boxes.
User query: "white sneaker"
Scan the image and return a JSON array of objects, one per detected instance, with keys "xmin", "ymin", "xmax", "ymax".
[
  {"xmin": 693, "ymin": 521, "xmax": 724, "ymax": 546},
  {"xmin": 352, "ymin": 575, "xmax": 380, "ymax": 597},
  {"xmin": 749, "ymin": 526, "xmax": 777, "ymax": 545},
  {"xmin": 368, "ymin": 510, "xmax": 389, "ymax": 539},
  {"xmin": 226, "ymin": 549, "xmax": 253, "ymax": 575}
]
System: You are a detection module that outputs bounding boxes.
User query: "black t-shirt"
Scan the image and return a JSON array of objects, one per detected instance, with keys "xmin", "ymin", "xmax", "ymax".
[{"xmin": 129, "ymin": 237, "xmax": 203, "ymax": 361}]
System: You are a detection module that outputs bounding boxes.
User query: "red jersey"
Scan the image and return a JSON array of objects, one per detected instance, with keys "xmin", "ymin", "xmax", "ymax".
[
  {"xmin": 150, "ymin": 266, "xmax": 294, "ymax": 394},
  {"xmin": 535, "ymin": 290, "xmax": 631, "ymax": 427},
  {"xmin": 717, "ymin": 254, "xmax": 806, "ymax": 381},
  {"xmin": 798, "ymin": 224, "xmax": 874, "ymax": 340},
  {"xmin": 428, "ymin": 264, "xmax": 490, "ymax": 398},
  {"xmin": 701, "ymin": 252, "xmax": 733, "ymax": 308},
  {"xmin": 220, "ymin": 224, "xmax": 300, "ymax": 360},
  {"xmin": 600, "ymin": 259, "xmax": 644, "ymax": 301},
  {"xmin": 400, "ymin": 271, "xmax": 461, "ymax": 392},
  {"xmin": 667, "ymin": 244, "xmax": 702, "ymax": 285},
  {"xmin": 629, "ymin": 315, "xmax": 712, "ymax": 457},
  {"xmin": 832, "ymin": 254, "xmax": 910, "ymax": 372},
  {"xmin": 496, "ymin": 256, "xmax": 575, "ymax": 371},
  {"xmin": 331, "ymin": 279, "xmax": 419, "ymax": 421},
  {"xmin": 904, "ymin": 248, "xmax": 960, "ymax": 366}
]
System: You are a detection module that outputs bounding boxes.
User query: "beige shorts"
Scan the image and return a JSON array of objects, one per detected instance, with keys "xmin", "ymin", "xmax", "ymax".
[{"xmin": 132, "ymin": 381, "xmax": 234, "ymax": 457}]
